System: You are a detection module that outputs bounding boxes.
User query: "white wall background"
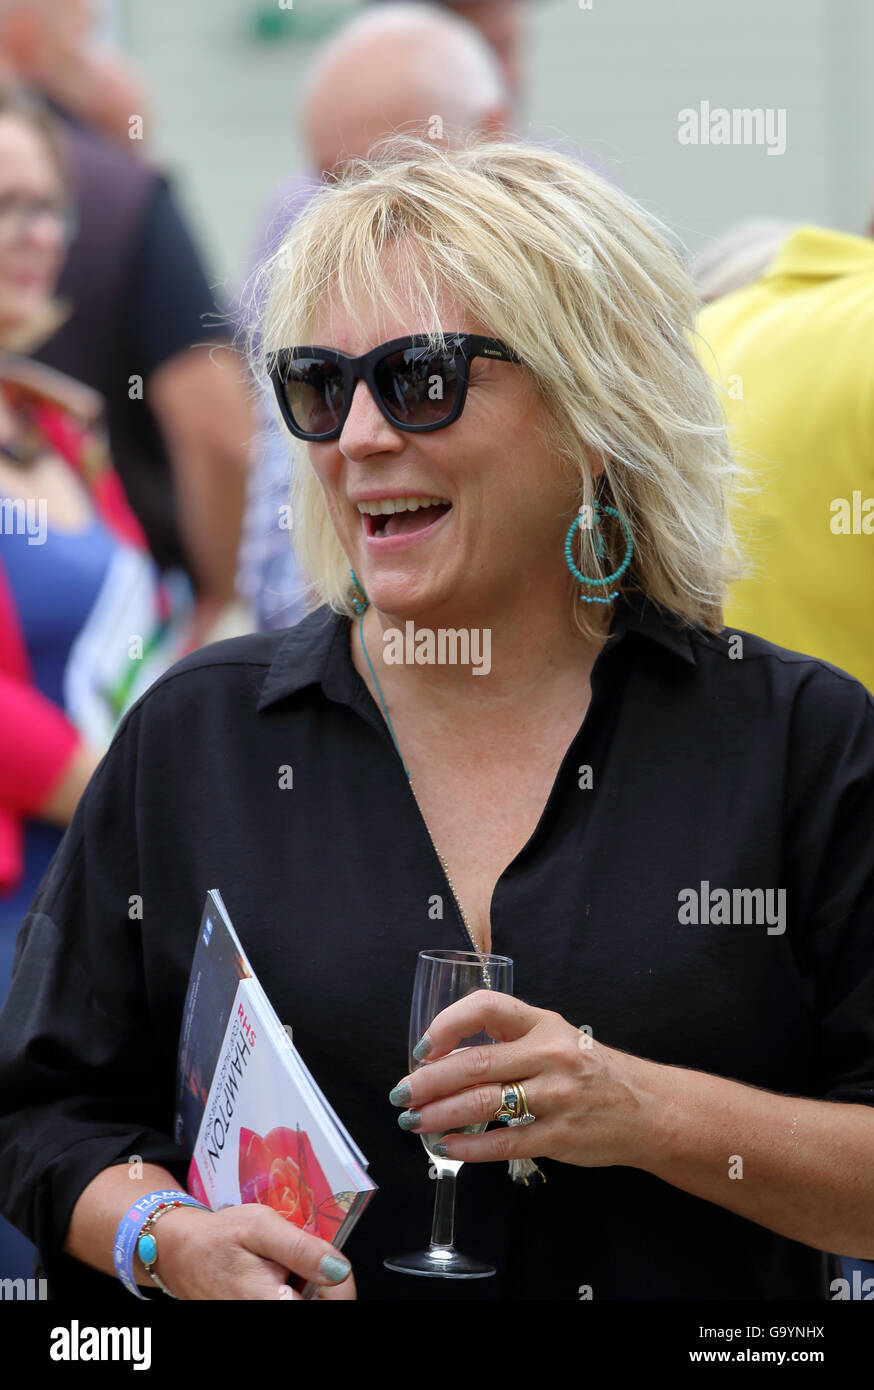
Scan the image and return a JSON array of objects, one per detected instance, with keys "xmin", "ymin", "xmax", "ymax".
[{"xmin": 114, "ymin": 0, "xmax": 874, "ymax": 297}]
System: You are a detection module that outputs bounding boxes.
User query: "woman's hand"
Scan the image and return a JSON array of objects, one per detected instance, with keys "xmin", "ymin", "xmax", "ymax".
[
  {"xmin": 389, "ymin": 990, "xmax": 665, "ymax": 1171},
  {"xmin": 151, "ymin": 1203, "xmax": 357, "ymax": 1300}
]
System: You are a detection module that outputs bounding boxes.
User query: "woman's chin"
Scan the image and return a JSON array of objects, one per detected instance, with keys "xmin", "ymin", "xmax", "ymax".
[
  {"xmin": 356, "ymin": 573, "xmax": 452, "ymax": 621},
  {"xmin": 365, "ymin": 592, "xmax": 444, "ymax": 624}
]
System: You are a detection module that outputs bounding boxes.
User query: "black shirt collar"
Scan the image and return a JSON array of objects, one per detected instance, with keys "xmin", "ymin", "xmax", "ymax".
[
  {"xmin": 256, "ymin": 592, "xmax": 697, "ymax": 712},
  {"xmin": 609, "ymin": 592, "xmax": 698, "ymax": 666}
]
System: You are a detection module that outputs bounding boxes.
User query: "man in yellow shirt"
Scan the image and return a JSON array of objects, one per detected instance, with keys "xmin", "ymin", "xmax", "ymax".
[{"xmin": 697, "ymin": 225, "xmax": 874, "ymax": 691}]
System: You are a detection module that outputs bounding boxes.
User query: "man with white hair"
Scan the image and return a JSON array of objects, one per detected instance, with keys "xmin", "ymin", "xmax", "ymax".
[
  {"xmin": 305, "ymin": 2, "xmax": 512, "ymax": 177},
  {"xmin": 248, "ymin": 3, "xmax": 512, "ymax": 274},
  {"xmin": 370, "ymin": 0, "xmax": 527, "ymax": 101},
  {"xmin": 238, "ymin": 3, "xmax": 513, "ymax": 631}
]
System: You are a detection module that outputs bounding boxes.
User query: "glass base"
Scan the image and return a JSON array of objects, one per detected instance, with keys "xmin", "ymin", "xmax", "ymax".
[{"xmin": 383, "ymin": 1247, "xmax": 495, "ymax": 1279}]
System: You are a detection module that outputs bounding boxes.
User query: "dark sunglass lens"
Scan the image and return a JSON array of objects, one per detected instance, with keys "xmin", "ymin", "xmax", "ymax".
[
  {"xmin": 282, "ymin": 356, "xmax": 346, "ymax": 436},
  {"xmin": 374, "ymin": 346, "xmax": 459, "ymax": 426}
]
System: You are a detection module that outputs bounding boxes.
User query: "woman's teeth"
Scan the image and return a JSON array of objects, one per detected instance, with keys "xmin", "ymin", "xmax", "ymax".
[
  {"xmin": 357, "ymin": 496, "xmax": 452, "ymax": 539},
  {"xmin": 356, "ymin": 496, "xmax": 450, "ymax": 515}
]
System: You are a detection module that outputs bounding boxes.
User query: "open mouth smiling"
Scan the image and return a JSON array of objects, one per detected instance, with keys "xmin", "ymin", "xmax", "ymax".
[{"xmin": 356, "ymin": 495, "xmax": 453, "ymax": 544}]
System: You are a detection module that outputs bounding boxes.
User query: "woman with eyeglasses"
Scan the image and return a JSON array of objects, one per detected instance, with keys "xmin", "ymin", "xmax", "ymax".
[
  {"xmin": 0, "ymin": 82, "xmax": 199, "ymax": 1282},
  {"xmin": 0, "ymin": 133, "xmax": 872, "ymax": 1304}
]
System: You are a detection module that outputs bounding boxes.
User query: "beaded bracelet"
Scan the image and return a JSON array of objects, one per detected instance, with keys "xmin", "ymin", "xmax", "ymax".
[
  {"xmin": 137, "ymin": 1200, "xmax": 188, "ymax": 1298},
  {"xmin": 113, "ymin": 1189, "xmax": 208, "ymax": 1300}
]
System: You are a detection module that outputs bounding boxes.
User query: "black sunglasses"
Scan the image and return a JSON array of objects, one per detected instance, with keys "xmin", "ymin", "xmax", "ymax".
[{"xmin": 267, "ymin": 333, "xmax": 521, "ymax": 442}]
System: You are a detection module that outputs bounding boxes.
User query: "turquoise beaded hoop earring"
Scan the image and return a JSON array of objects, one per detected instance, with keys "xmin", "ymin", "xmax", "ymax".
[
  {"xmin": 564, "ymin": 501, "xmax": 633, "ymax": 605},
  {"xmin": 349, "ymin": 567, "xmax": 369, "ymax": 613}
]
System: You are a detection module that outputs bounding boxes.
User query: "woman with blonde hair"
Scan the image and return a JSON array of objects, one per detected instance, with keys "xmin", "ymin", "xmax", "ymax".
[{"xmin": 0, "ymin": 134, "xmax": 872, "ymax": 1302}]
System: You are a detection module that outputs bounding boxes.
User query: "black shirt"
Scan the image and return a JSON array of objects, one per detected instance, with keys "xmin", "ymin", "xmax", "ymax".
[
  {"xmin": 33, "ymin": 111, "xmax": 224, "ymax": 576},
  {"xmin": 1, "ymin": 597, "xmax": 873, "ymax": 1301}
]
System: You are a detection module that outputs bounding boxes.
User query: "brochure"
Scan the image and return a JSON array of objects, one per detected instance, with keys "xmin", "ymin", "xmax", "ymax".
[{"xmin": 174, "ymin": 890, "xmax": 375, "ymax": 1292}]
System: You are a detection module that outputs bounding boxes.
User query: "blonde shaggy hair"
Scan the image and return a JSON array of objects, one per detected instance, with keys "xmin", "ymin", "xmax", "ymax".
[{"xmin": 248, "ymin": 133, "xmax": 744, "ymax": 634}]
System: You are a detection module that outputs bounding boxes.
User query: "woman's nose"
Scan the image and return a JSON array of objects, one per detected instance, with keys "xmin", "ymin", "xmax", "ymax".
[
  {"xmin": 23, "ymin": 213, "xmax": 65, "ymax": 252},
  {"xmin": 339, "ymin": 377, "xmax": 402, "ymax": 453}
]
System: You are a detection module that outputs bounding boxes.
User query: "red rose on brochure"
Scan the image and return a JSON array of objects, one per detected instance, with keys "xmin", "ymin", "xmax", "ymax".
[{"xmin": 238, "ymin": 1125, "xmax": 350, "ymax": 1238}]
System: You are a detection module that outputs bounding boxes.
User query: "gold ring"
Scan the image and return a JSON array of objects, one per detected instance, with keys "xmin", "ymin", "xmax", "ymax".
[
  {"xmin": 507, "ymin": 1079, "xmax": 536, "ymax": 1127},
  {"xmin": 493, "ymin": 1082, "xmax": 523, "ymax": 1122}
]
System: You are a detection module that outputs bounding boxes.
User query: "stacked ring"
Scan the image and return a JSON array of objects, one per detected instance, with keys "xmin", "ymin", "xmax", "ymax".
[
  {"xmin": 493, "ymin": 1084, "xmax": 517, "ymax": 1121},
  {"xmin": 493, "ymin": 1080, "xmax": 536, "ymax": 1126},
  {"xmin": 508, "ymin": 1081, "xmax": 536, "ymax": 1127}
]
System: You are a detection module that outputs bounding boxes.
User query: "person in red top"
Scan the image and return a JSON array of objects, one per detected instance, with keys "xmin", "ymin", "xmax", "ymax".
[
  {"xmin": 0, "ymin": 355, "xmax": 153, "ymax": 899},
  {"xmin": 0, "ymin": 81, "xmax": 196, "ymax": 1279}
]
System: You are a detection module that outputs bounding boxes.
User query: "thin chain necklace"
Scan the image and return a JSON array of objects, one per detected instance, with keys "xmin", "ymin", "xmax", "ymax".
[
  {"xmin": 357, "ymin": 610, "xmax": 547, "ymax": 1186},
  {"xmin": 357, "ymin": 611, "xmax": 492, "ymax": 987}
]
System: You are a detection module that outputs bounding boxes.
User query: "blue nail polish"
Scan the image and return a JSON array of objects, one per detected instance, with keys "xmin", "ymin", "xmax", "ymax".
[
  {"xmin": 412, "ymin": 1033, "xmax": 431, "ymax": 1062},
  {"xmin": 431, "ymin": 1142, "xmax": 449, "ymax": 1157},
  {"xmin": 398, "ymin": 1109, "xmax": 421, "ymax": 1131},
  {"xmin": 389, "ymin": 1081, "xmax": 412, "ymax": 1107},
  {"xmin": 318, "ymin": 1253, "xmax": 351, "ymax": 1283}
]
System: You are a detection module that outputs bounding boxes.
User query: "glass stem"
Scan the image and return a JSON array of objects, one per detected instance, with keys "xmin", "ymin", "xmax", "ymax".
[{"xmin": 429, "ymin": 1164, "xmax": 458, "ymax": 1250}]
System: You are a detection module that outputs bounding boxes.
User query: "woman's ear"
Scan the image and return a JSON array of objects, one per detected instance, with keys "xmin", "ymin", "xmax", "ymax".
[{"xmin": 585, "ymin": 447, "xmax": 607, "ymax": 483}]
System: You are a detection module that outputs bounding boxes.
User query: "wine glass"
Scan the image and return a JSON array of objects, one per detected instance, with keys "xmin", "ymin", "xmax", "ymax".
[{"xmin": 384, "ymin": 947, "xmax": 513, "ymax": 1278}]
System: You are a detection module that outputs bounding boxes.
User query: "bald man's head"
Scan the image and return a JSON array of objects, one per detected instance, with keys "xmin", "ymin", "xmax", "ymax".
[
  {"xmin": 0, "ymin": 0, "xmax": 94, "ymax": 75},
  {"xmin": 303, "ymin": 3, "xmax": 512, "ymax": 177},
  {"xmin": 371, "ymin": 0, "xmax": 524, "ymax": 96}
]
